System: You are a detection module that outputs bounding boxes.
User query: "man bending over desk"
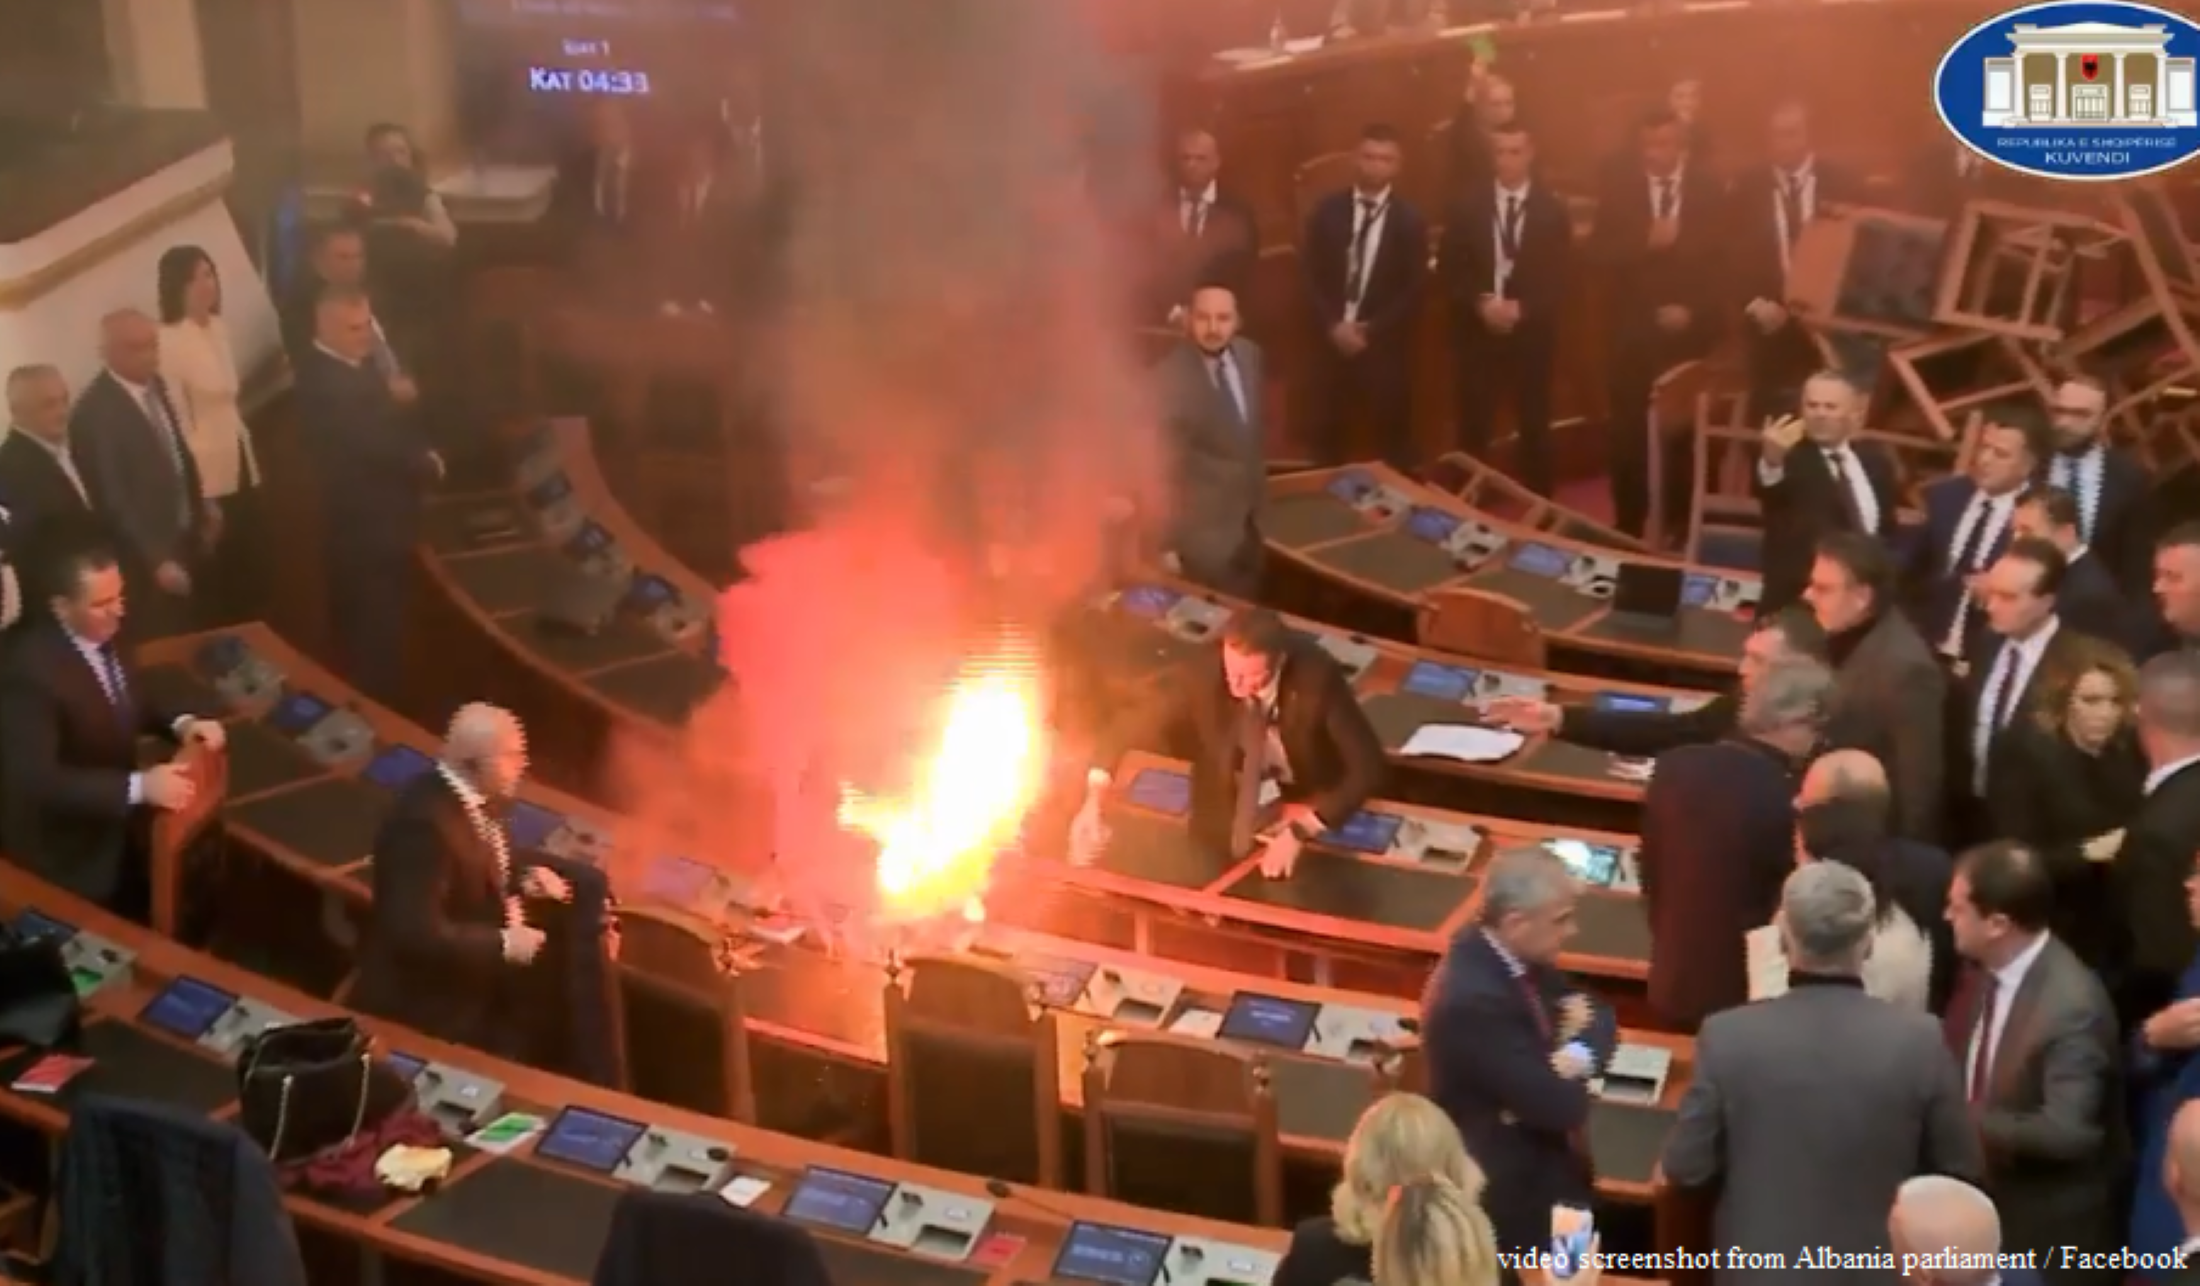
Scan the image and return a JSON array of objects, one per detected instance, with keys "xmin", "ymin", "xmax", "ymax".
[{"xmin": 1075, "ymin": 608, "xmax": 1385, "ymax": 879}]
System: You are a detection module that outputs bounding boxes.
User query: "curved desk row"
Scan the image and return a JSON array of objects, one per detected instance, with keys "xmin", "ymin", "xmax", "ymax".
[
  {"xmin": 0, "ymin": 865, "xmax": 1292, "ymax": 1286},
  {"xmin": 1263, "ymin": 464, "xmax": 1759, "ymax": 681},
  {"xmin": 1074, "ymin": 571, "xmax": 1712, "ymax": 830}
]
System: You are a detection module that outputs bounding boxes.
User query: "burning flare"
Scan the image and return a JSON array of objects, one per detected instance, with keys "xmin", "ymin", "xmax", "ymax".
[{"xmin": 837, "ymin": 652, "xmax": 1047, "ymax": 923}]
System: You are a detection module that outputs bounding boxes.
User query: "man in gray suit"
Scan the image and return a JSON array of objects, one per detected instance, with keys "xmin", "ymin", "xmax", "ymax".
[
  {"xmin": 1661, "ymin": 860, "xmax": 1980, "ymax": 1282},
  {"xmin": 1945, "ymin": 840, "xmax": 2123, "ymax": 1282},
  {"xmin": 1154, "ymin": 284, "xmax": 1265, "ymax": 598}
]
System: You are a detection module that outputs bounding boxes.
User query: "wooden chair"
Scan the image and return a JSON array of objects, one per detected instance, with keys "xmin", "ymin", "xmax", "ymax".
[
  {"xmin": 2061, "ymin": 187, "xmax": 2200, "ymax": 430},
  {"xmin": 1884, "ymin": 329, "xmax": 2055, "ymax": 445},
  {"xmin": 1082, "ymin": 1030, "xmax": 1285, "ymax": 1227},
  {"xmin": 1682, "ymin": 384, "xmax": 1766, "ymax": 573},
  {"xmin": 883, "ymin": 954, "xmax": 1065, "ymax": 1189},
  {"xmin": 1423, "ymin": 451, "xmax": 1648, "ymax": 552},
  {"xmin": 614, "ymin": 905, "xmax": 756, "ymax": 1123},
  {"xmin": 1644, "ymin": 359, "xmax": 1713, "ymax": 552},
  {"xmin": 1932, "ymin": 200, "xmax": 2122, "ymax": 344},
  {"xmin": 150, "ymin": 742, "xmax": 227, "ymax": 943},
  {"xmin": 1415, "ymin": 587, "xmax": 1547, "ymax": 668}
]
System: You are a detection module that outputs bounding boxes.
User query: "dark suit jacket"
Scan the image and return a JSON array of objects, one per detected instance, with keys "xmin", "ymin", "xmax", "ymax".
[
  {"xmin": 1587, "ymin": 162, "xmax": 1723, "ymax": 348},
  {"xmin": 1827, "ymin": 608, "xmax": 1950, "ymax": 843},
  {"xmin": 2115, "ymin": 762, "xmax": 2200, "ymax": 1023},
  {"xmin": 1986, "ymin": 724, "xmax": 2143, "ymax": 968},
  {"xmin": 1723, "ymin": 159, "xmax": 1863, "ymax": 313},
  {"xmin": 1185, "ymin": 638, "xmax": 1386, "ymax": 852},
  {"xmin": 1754, "ymin": 437, "xmax": 1898, "ymax": 613},
  {"xmin": 1960, "ymin": 622, "xmax": 2097, "ymax": 803},
  {"xmin": 1420, "ymin": 929, "xmax": 1617, "ymax": 1255},
  {"xmin": 2064, "ymin": 443, "xmax": 2155, "ymax": 598},
  {"xmin": 353, "ymin": 771, "xmax": 515, "ymax": 1050},
  {"xmin": 1155, "ymin": 339, "xmax": 1266, "ymax": 578},
  {"xmin": 68, "ymin": 370, "xmax": 204, "ymax": 580},
  {"xmin": 1905, "ymin": 478, "xmax": 2019, "ymax": 653},
  {"xmin": 1300, "ymin": 190, "xmax": 1429, "ymax": 346},
  {"xmin": 1640, "ymin": 737, "xmax": 1796, "ymax": 1029},
  {"xmin": 1554, "ymin": 691, "xmax": 1735, "ymax": 758},
  {"xmin": 1158, "ymin": 189, "xmax": 1259, "ymax": 311},
  {"xmin": 294, "ymin": 347, "xmax": 434, "ymax": 558},
  {"xmin": 0, "ymin": 430, "xmax": 96, "ymax": 539},
  {"xmin": 1944, "ymin": 935, "xmax": 2124, "ymax": 1266},
  {"xmin": 2057, "ymin": 548, "xmax": 2136, "ymax": 651},
  {"xmin": 0, "ymin": 619, "xmax": 193, "ymax": 908},
  {"xmin": 1439, "ymin": 180, "xmax": 1570, "ymax": 336}
]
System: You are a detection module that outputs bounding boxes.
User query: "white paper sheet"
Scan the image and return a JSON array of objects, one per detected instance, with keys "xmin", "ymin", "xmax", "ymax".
[{"xmin": 1399, "ymin": 724, "xmax": 1525, "ymax": 763}]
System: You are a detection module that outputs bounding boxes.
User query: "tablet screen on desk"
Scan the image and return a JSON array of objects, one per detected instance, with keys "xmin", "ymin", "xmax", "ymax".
[
  {"xmin": 1682, "ymin": 572, "xmax": 1719, "ymax": 609},
  {"xmin": 1323, "ymin": 811, "xmax": 1403, "ymax": 855},
  {"xmin": 194, "ymin": 635, "xmax": 248, "ymax": 679},
  {"xmin": 565, "ymin": 520, "xmax": 614, "ymax": 559},
  {"xmin": 265, "ymin": 691, "xmax": 334, "ymax": 736},
  {"xmin": 140, "ymin": 976, "xmax": 237, "ymax": 1041},
  {"xmin": 625, "ymin": 571, "xmax": 678, "ymax": 610},
  {"xmin": 1052, "ymin": 1221, "xmax": 1172, "ymax": 1286},
  {"xmin": 362, "ymin": 744, "xmax": 436, "ymax": 792},
  {"xmin": 535, "ymin": 1105, "xmax": 646, "ymax": 1174},
  {"xmin": 1123, "ymin": 769, "xmax": 1192, "ymax": 818},
  {"xmin": 1117, "ymin": 585, "xmax": 1180, "ymax": 619},
  {"xmin": 1324, "ymin": 471, "xmax": 1374, "ymax": 505},
  {"xmin": 506, "ymin": 801, "xmax": 565, "ymax": 854},
  {"xmin": 1507, "ymin": 542, "xmax": 1571, "ymax": 578},
  {"xmin": 1591, "ymin": 692, "xmax": 1668, "ymax": 715},
  {"xmin": 385, "ymin": 1052, "xmax": 428, "ymax": 1081},
  {"xmin": 1218, "ymin": 992, "xmax": 1321, "ymax": 1050},
  {"xmin": 1401, "ymin": 660, "xmax": 1478, "ymax": 703},
  {"xmin": 642, "ymin": 854, "xmax": 713, "ymax": 903},
  {"xmin": 525, "ymin": 471, "xmax": 572, "ymax": 509},
  {"xmin": 11, "ymin": 910, "xmax": 74, "ymax": 944},
  {"xmin": 1543, "ymin": 838, "xmax": 1622, "ymax": 887},
  {"xmin": 1405, "ymin": 506, "xmax": 1460, "ymax": 544},
  {"xmin": 784, "ymin": 1166, "xmax": 896, "ymax": 1235},
  {"xmin": 1021, "ymin": 955, "xmax": 1098, "ymax": 1008}
]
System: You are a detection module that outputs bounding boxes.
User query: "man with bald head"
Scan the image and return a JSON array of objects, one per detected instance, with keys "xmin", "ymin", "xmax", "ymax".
[
  {"xmin": 2120, "ymin": 652, "xmax": 2200, "ymax": 1028},
  {"xmin": 69, "ymin": 308, "xmax": 208, "ymax": 639},
  {"xmin": 1889, "ymin": 1175, "xmax": 2045, "ymax": 1286},
  {"xmin": 1795, "ymin": 748, "xmax": 1956, "ymax": 1009},
  {"xmin": 353, "ymin": 703, "xmax": 568, "ymax": 1054}
]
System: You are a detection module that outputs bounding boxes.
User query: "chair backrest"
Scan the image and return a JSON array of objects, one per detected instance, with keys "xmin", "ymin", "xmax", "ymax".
[
  {"xmin": 1429, "ymin": 450, "xmax": 1648, "ymax": 552},
  {"xmin": 1081, "ymin": 1030, "xmax": 1283, "ymax": 1226},
  {"xmin": 151, "ymin": 742, "xmax": 228, "ymax": 940},
  {"xmin": 1415, "ymin": 586, "xmax": 1546, "ymax": 668},
  {"xmin": 884, "ymin": 953, "xmax": 1063, "ymax": 1188},
  {"xmin": 615, "ymin": 905, "xmax": 756, "ymax": 1123}
]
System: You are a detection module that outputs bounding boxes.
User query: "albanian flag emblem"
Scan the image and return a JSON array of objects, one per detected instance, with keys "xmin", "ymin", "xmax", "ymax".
[{"xmin": 2081, "ymin": 53, "xmax": 2101, "ymax": 80}]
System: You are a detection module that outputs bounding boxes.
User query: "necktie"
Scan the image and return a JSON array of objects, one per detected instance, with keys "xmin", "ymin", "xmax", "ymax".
[
  {"xmin": 2052, "ymin": 451, "xmax": 2101, "ymax": 539},
  {"xmin": 1229, "ymin": 699, "xmax": 1269, "ymax": 860},
  {"xmin": 1500, "ymin": 194, "xmax": 1523, "ymax": 260},
  {"xmin": 1824, "ymin": 449, "xmax": 1867, "ymax": 531},
  {"xmin": 1346, "ymin": 198, "xmax": 1384, "ymax": 307},
  {"xmin": 1186, "ymin": 195, "xmax": 1208, "ymax": 238},
  {"xmin": 1653, "ymin": 178, "xmax": 1675, "ymax": 221},
  {"xmin": 1211, "ymin": 352, "xmax": 1247, "ymax": 427},
  {"xmin": 1516, "ymin": 968, "xmax": 1594, "ymax": 1162},
  {"xmin": 141, "ymin": 386, "xmax": 192, "ymax": 525},
  {"xmin": 1966, "ymin": 971, "xmax": 2000, "ymax": 1102},
  {"xmin": 1974, "ymin": 645, "xmax": 2021, "ymax": 792},
  {"xmin": 1943, "ymin": 498, "xmax": 1999, "ymax": 653},
  {"xmin": 368, "ymin": 319, "xmax": 400, "ymax": 380},
  {"xmin": 1780, "ymin": 172, "xmax": 1805, "ymax": 245},
  {"xmin": 96, "ymin": 643, "xmax": 130, "ymax": 718}
]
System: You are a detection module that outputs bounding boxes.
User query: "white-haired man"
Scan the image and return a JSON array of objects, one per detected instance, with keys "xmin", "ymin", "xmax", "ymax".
[
  {"xmin": 353, "ymin": 703, "xmax": 569, "ymax": 1055},
  {"xmin": 1889, "ymin": 1175, "xmax": 2046, "ymax": 1286}
]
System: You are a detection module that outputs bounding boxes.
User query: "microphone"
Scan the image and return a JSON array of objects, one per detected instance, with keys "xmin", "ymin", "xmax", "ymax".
[{"xmin": 983, "ymin": 1177, "xmax": 1085, "ymax": 1225}]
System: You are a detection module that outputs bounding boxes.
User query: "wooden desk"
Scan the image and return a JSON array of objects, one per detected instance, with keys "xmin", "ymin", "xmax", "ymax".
[
  {"xmin": 0, "ymin": 865, "xmax": 1289, "ymax": 1286},
  {"xmin": 1263, "ymin": 464, "xmax": 1757, "ymax": 682}
]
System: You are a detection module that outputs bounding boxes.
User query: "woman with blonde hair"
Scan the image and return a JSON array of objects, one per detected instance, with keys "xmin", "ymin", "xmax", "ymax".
[
  {"xmin": 1273, "ymin": 1094, "xmax": 1486, "ymax": 1286},
  {"xmin": 1377, "ymin": 1176, "xmax": 1598, "ymax": 1286}
]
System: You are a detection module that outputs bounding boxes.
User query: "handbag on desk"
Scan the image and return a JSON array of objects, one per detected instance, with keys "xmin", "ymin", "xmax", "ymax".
[
  {"xmin": 236, "ymin": 1017, "xmax": 412, "ymax": 1163},
  {"xmin": 0, "ymin": 925, "xmax": 81, "ymax": 1049}
]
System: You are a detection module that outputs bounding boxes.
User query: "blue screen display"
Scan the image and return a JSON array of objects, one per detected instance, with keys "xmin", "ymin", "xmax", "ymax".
[
  {"xmin": 266, "ymin": 692, "xmax": 334, "ymax": 735},
  {"xmin": 1682, "ymin": 572, "xmax": 1719, "ymax": 608},
  {"xmin": 1404, "ymin": 506, "xmax": 1461, "ymax": 544},
  {"xmin": 525, "ymin": 471, "xmax": 573, "ymax": 509},
  {"xmin": 1324, "ymin": 471, "xmax": 1375, "ymax": 505},
  {"xmin": 362, "ymin": 744, "xmax": 436, "ymax": 791},
  {"xmin": 1401, "ymin": 660, "xmax": 1479, "ymax": 703},
  {"xmin": 194, "ymin": 635, "xmax": 248, "ymax": 678},
  {"xmin": 643, "ymin": 855, "xmax": 714, "ymax": 903},
  {"xmin": 507, "ymin": 801, "xmax": 565, "ymax": 853},
  {"xmin": 536, "ymin": 1106, "xmax": 646, "ymax": 1174},
  {"xmin": 565, "ymin": 521, "xmax": 613, "ymax": 559},
  {"xmin": 626, "ymin": 572, "xmax": 677, "ymax": 609},
  {"xmin": 1543, "ymin": 838, "xmax": 1622, "ymax": 886},
  {"xmin": 11, "ymin": 909, "xmax": 75, "ymax": 943},
  {"xmin": 1124, "ymin": 769, "xmax": 1192, "ymax": 817},
  {"xmin": 1118, "ymin": 585, "xmax": 1181, "ymax": 619},
  {"xmin": 1592, "ymin": 693, "xmax": 1668, "ymax": 715},
  {"xmin": 1323, "ymin": 811, "xmax": 1404, "ymax": 854},
  {"xmin": 139, "ymin": 976, "xmax": 237, "ymax": 1040},
  {"xmin": 1219, "ymin": 993, "xmax": 1322, "ymax": 1050},
  {"xmin": 1508, "ymin": 542, "xmax": 1572, "ymax": 578},
  {"xmin": 385, "ymin": 1052, "xmax": 427, "ymax": 1081},
  {"xmin": 1022, "ymin": 955, "xmax": 1099, "ymax": 1008},
  {"xmin": 1052, "ymin": 1222, "xmax": 1173, "ymax": 1286},
  {"xmin": 785, "ymin": 1167, "xmax": 897, "ymax": 1235}
]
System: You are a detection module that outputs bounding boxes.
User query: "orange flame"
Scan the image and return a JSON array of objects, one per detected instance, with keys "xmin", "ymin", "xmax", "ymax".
[{"xmin": 836, "ymin": 653, "xmax": 1047, "ymax": 923}]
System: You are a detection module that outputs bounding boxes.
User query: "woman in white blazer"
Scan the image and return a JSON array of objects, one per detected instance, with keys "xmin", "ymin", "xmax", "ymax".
[
  {"xmin": 1746, "ymin": 797, "xmax": 1934, "ymax": 1011},
  {"xmin": 157, "ymin": 244, "xmax": 262, "ymax": 619}
]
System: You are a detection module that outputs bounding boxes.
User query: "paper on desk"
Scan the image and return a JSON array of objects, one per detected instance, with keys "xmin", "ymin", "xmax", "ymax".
[
  {"xmin": 720, "ymin": 1175, "xmax": 773, "ymax": 1208},
  {"xmin": 1397, "ymin": 818, "xmax": 1484, "ymax": 863},
  {"xmin": 1399, "ymin": 725, "xmax": 1525, "ymax": 763},
  {"xmin": 1169, "ymin": 1008, "xmax": 1225, "ymax": 1038}
]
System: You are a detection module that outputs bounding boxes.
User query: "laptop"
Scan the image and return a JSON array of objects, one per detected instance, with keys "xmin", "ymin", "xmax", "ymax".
[{"xmin": 1604, "ymin": 563, "xmax": 1685, "ymax": 633}]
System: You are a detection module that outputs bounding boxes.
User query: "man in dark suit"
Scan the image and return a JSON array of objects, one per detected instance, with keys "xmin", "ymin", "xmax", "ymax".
[
  {"xmin": 1889, "ymin": 1176, "xmax": 2050, "ymax": 1286},
  {"xmin": 1809, "ymin": 532, "xmax": 1951, "ymax": 843},
  {"xmin": 1796, "ymin": 750, "xmax": 1959, "ymax": 1009},
  {"xmin": 1, "ymin": 364, "xmax": 95, "ymax": 542},
  {"xmin": 295, "ymin": 290, "xmax": 442, "ymax": 703},
  {"xmin": 0, "ymin": 539, "xmax": 222, "ymax": 921},
  {"xmin": 354, "ymin": 703, "xmax": 567, "ymax": 1056},
  {"xmin": 1421, "ymin": 846, "xmax": 1618, "ymax": 1257},
  {"xmin": 1640, "ymin": 657, "xmax": 1830, "ymax": 1032},
  {"xmin": 1754, "ymin": 368, "xmax": 1898, "ymax": 614},
  {"xmin": 645, "ymin": 126, "xmax": 748, "ymax": 317},
  {"xmin": 1154, "ymin": 285, "xmax": 1266, "ymax": 597},
  {"xmin": 1152, "ymin": 129, "xmax": 1259, "ymax": 322},
  {"xmin": 1945, "ymin": 841, "xmax": 2123, "ymax": 1282},
  {"xmin": 1906, "ymin": 406, "xmax": 2050, "ymax": 660},
  {"xmin": 1961, "ymin": 538, "xmax": 2095, "ymax": 838},
  {"xmin": 70, "ymin": 309, "xmax": 208, "ymax": 640},
  {"xmin": 1444, "ymin": 71, "xmax": 1520, "ymax": 199},
  {"xmin": 1484, "ymin": 605, "xmax": 1825, "ymax": 758},
  {"xmin": 1591, "ymin": 108, "xmax": 1723, "ymax": 537},
  {"xmin": 1725, "ymin": 103, "xmax": 1862, "ymax": 421},
  {"xmin": 2014, "ymin": 485, "xmax": 2135, "ymax": 650},
  {"xmin": 2117, "ymin": 651, "xmax": 2200, "ymax": 1029},
  {"xmin": 1298, "ymin": 123, "xmax": 1428, "ymax": 468},
  {"xmin": 2153, "ymin": 523, "xmax": 2200, "ymax": 660},
  {"xmin": 1180, "ymin": 608, "xmax": 1384, "ymax": 880},
  {"xmin": 557, "ymin": 99, "xmax": 649, "ymax": 246},
  {"xmin": 1662, "ymin": 861, "xmax": 1980, "ymax": 1279},
  {"xmin": 2047, "ymin": 373, "xmax": 2153, "ymax": 597},
  {"xmin": 1438, "ymin": 122, "xmax": 1569, "ymax": 495}
]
